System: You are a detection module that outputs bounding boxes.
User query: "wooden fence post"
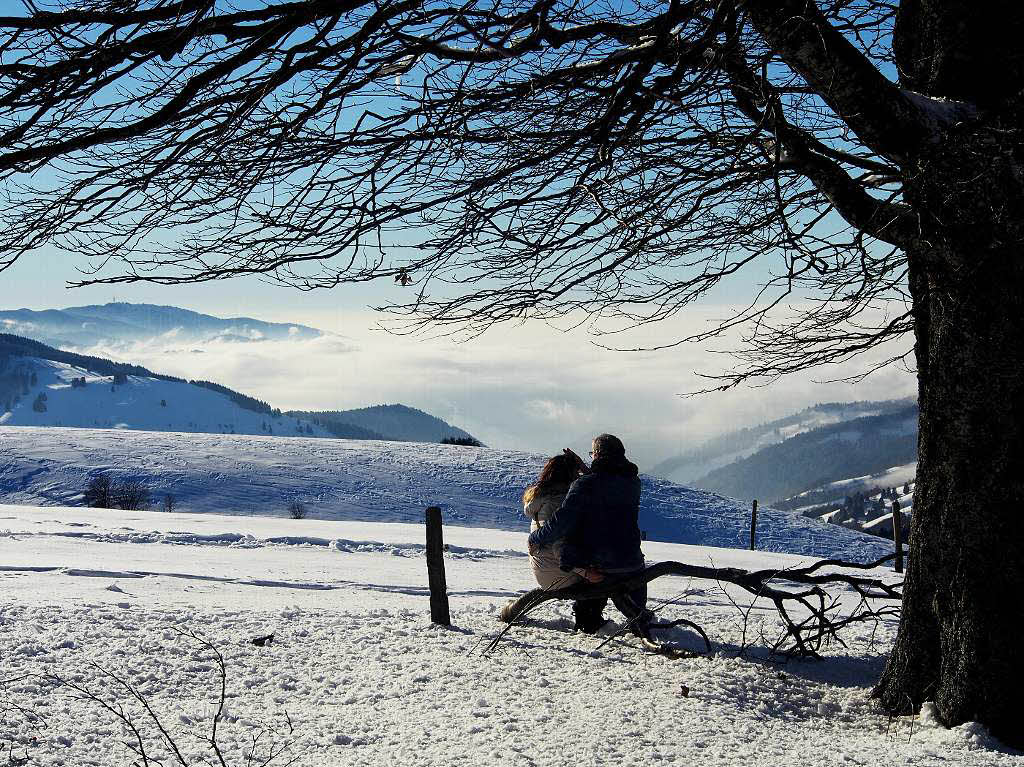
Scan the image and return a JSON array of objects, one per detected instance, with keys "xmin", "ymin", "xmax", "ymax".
[
  {"xmin": 425, "ymin": 506, "xmax": 451, "ymax": 626},
  {"xmin": 892, "ymin": 499, "xmax": 904, "ymax": 574},
  {"xmin": 750, "ymin": 500, "xmax": 758, "ymax": 550}
]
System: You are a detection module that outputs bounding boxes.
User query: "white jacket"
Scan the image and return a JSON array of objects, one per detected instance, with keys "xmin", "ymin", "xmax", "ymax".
[
  {"xmin": 524, "ymin": 489, "xmax": 567, "ymax": 532},
  {"xmin": 524, "ymin": 486, "xmax": 573, "ymax": 588}
]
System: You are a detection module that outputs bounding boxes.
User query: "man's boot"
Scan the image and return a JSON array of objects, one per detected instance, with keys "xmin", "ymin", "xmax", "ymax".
[{"xmin": 573, "ymin": 598, "xmax": 609, "ymax": 634}]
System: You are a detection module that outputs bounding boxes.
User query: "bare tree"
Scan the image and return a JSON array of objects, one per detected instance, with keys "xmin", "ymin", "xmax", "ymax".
[
  {"xmin": 83, "ymin": 474, "xmax": 114, "ymax": 509},
  {"xmin": 286, "ymin": 500, "xmax": 307, "ymax": 520},
  {"xmin": 2, "ymin": 0, "xmax": 1023, "ymax": 743},
  {"xmin": 49, "ymin": 629, "xmax": 301, "ymax": 765},
  {"xmin": 1, "ymin": 674, "xmax": 47, "ymax": 765},
  {"xmin": 114, "ymin": 479, "xmax": 151, "ymax": 511}
]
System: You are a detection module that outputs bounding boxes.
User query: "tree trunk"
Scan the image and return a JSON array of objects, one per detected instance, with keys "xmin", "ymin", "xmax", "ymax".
[{"xmin": 873, "ymin": 83, "xmax": 1024, "ymax": 744}]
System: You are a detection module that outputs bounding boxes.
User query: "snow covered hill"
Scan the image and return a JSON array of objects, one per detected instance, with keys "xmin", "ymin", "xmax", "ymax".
[
  {"xmin": 0, "ymin": 425, "xmax": 892, "ymax": 561},
  {"xmin": 1, "ymin": 340, "xmax": 474, "ymax": 443},
  {"xmin": 0, "ymin": 504, "xmax": 1012, "ymax": 766},
  {"xmin": 691, "ymin": 406, "xmax": 918, "ymax": 504},
  {"xmin": 1, "ymin": 357, "xmax": 335, "ymax": 438}
]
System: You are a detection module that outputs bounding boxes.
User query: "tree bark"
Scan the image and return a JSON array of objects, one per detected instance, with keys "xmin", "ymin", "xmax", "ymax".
[{"xmin": 874, "ymin": 14, "xmax": 1024, "ymax": 735}]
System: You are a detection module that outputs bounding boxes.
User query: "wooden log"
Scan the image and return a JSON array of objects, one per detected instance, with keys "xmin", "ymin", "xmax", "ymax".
[
  {"xmin": 750, "ymin": 499, "xmax": 759, "ymax": 550},
  {"xmin": 892, "ymin": 499, "xmax": 904, "ymax": 574},
  {"xmin": 425, "ymin": 506, "xmax": 451, "ymax": 626}
]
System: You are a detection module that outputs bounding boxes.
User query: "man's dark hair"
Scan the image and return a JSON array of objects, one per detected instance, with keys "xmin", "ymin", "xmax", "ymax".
[{"xmin": 593, "ymin": 434, "xmax": 625, "ymax": 459}]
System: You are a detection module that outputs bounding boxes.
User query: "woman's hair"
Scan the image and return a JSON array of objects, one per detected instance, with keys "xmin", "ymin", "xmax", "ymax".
[{"xmin": 523, "ymin": 454, "xmax": 578, "ymax": 504}]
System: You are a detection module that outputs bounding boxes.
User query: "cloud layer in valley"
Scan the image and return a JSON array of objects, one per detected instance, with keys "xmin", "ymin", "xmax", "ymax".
[{"xmin": 65, "ymin": 306, "xmax": 917, "ymax": 470}]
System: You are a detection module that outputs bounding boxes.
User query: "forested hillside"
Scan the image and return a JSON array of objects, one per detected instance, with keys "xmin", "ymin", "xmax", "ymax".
[
  {"xmin": 650, "ymin": 399, "xmax": 914, "ymax": 483},
  {"xmin": 289, "ymin": 404, "xmax": 478, "ymax": 444},
  {"xmin": 691, "ymin": 406, "xmax": 918, "ymax": 503}
]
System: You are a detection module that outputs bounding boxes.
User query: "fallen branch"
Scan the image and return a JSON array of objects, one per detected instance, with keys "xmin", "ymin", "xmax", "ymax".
[{"xmin": 496, "ymin": 554, "xmax": 901, "ymax": 659}]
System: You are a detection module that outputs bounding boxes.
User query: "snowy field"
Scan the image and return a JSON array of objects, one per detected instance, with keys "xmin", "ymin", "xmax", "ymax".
[
  {"xmin": 0, "ymin": 504, "xmax": 1016, "ymax": 766},
  {"xmin": 0, "ymin": 426, "xmax": 892, "ymax": 560}
]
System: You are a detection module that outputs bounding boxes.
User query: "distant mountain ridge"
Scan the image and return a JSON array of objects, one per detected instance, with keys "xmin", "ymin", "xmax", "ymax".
[
  {"xmin": 690, "ymin": 405, "xmax": 919, "ymax": 503},
  {"xmin": 650, "ymin": 398, "xmax": 916, "ymax": 483},
  {"xmin": 1, "ymin": 333, "xmax": 476, "ymax": 445},
  {"xmin": 0, "ymin": 302, "xmax": 322, "ymax": 348}
]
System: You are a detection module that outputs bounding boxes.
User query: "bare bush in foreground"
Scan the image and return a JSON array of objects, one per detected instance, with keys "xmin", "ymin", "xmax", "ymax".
[{"xmin": 50, "ymin": 629, "xmax": 301, "ymax": 766}]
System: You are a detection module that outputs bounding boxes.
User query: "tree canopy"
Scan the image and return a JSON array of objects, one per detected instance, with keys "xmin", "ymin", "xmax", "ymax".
[{"xmin": 0, "ymin": 0, "xmax": 973, "ymax": 383}]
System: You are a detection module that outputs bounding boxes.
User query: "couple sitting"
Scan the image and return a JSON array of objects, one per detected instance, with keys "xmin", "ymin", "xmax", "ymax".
[{"xmin": 520, "ymin": 433, "xmax": 651, "ymax": 635}]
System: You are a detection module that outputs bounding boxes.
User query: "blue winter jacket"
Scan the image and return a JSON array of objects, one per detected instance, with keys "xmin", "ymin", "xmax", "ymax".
[{"xmin": 528, "ymin": 457, "xmax": 644, "ymax": 572}]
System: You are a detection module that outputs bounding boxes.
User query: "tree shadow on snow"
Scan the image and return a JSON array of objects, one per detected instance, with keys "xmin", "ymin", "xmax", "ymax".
[{"xmin": 704, "ymin": 636, "xmax": 890, "ymax": 690}]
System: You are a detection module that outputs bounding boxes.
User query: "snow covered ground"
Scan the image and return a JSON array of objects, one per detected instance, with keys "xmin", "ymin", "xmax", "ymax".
[
  {"xmin": 0, "ymin": 426, "xmax": 892, "ymax": 560},
  {"xmin": 1, "ymin": 504, "xmax": 1016, "ymax": 766}
]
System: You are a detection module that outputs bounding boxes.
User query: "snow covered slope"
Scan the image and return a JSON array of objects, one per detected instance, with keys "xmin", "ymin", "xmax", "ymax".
[
  {"xmin": 1, "ymin": 358, "xmax": 332, "ymax": 438},
  {"xmin": 0, "ymin": 425, "xmax": 891, "ymax": 561},
  {"xmin": 0, "ymin": 504, "xmax": 1012, "ymax": 766}
]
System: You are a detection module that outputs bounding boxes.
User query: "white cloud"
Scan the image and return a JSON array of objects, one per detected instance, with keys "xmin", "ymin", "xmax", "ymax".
[{"xmin": 524, "ymin": 399, "xmax": 594, "ymax": 426}]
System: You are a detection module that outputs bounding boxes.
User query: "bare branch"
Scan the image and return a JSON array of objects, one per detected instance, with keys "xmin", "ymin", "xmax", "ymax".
[{"xmin": 0, "ymin": 0, "xmax": 927, "ymax": 385}]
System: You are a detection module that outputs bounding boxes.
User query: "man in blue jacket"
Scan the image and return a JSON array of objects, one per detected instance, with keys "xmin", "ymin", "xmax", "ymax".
[{"xmin": 528, "ymin": 434, "xmax": 651, "ymax": 634}]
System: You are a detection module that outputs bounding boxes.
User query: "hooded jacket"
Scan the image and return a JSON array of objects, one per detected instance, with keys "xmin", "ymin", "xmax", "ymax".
[{"xmin": 527, "ymin": 455, "xmax": 644, "ymax": 572}]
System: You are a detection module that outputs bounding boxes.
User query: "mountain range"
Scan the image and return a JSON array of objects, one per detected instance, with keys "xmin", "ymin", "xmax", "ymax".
[
  {"xmin": 0, "ymin": 302, "xmax": 322, "ymax": 348},
  {"xmin": 651, "ymin": 399, "xmax": 918, "ymax": 504}
]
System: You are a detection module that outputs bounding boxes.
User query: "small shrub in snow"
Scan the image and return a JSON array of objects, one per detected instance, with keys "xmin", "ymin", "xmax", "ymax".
[
  {"xmin": 287, "ymin": 500, "xmax": 308, "ymax": 519},
  {"xmin": 83, "ymin": 474, "xmax": 114, "ymax": 508},
  {"xmin": 113, "ymin": 480, "xmax": 151, "ymax": 511},
  {"xmin": 162, "ymin": 493, "xmax": 176, "ymax": 513}
]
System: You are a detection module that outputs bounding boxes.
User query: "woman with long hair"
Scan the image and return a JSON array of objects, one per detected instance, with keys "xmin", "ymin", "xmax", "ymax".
[
  {"xmin": 522, "ymin": 450, "xmax": 587, "ymax": 589},
  {"xmin": 499, "ymin": 447, "xmax": 610, "ymax": 630}
]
